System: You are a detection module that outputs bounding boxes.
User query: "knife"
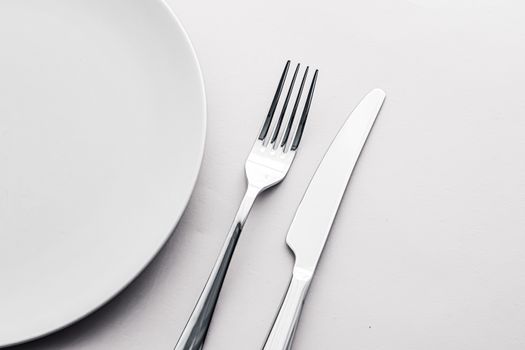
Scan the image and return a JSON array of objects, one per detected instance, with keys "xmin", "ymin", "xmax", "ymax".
[{"xmin": 262, "ymin": 88, "xmax": 386, "ymax": 350}]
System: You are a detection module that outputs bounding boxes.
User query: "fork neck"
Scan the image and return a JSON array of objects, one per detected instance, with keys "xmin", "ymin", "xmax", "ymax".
[{"xmin": 235, "ymin": 184, "xmax": 262, "ymax": 228}]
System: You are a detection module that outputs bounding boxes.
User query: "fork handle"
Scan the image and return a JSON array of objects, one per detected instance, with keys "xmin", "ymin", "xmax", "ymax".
[
  {"xmin": 262, "ymin": 268, "xmax": 312, "ymax": 350},
  {"xmin": 174, "ymin": 184, "xmax": 260, "ymax": 350}
]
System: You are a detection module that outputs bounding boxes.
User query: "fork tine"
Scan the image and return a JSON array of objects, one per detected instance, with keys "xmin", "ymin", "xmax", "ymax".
[
  {"xmin": 280, "ymin": 66, "xmax": 309, "ymax": 148},
  {"xmin": 258, "ymin": 61, "xmax": 291, "ymax": 141},
  {"xmin": 270, "ymin": 63, "xmax": 300, "ymax": 144},
  {"xmin": 290, "ymin": 69, "xmax": 318, "ymax": 151}
]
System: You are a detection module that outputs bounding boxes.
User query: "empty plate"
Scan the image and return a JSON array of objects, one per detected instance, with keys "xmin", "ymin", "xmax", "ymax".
[{"xmin": 0, "ymin": 0, "xmax": 206, "ymax": 346}]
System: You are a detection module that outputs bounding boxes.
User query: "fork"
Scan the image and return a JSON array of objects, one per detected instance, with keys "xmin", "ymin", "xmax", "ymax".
[{"xmin": 174, "ymin": 61, "xmax": 318, "ymax": 350}]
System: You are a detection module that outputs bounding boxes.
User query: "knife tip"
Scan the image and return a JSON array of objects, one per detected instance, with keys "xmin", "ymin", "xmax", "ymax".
[{"xmin": 371, "ymin": 88, "xmax": 386, "ymax": 99}]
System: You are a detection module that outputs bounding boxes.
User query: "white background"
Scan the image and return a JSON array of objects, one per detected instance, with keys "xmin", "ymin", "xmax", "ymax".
[{"xmin": 13, "ymin": 0, "xmax": 525, "ymax": 349}]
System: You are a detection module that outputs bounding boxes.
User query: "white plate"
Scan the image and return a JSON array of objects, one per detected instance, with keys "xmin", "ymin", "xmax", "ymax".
[{"xmin": 0, "ymin": 0, "xmax": 206, "ymax": 346}]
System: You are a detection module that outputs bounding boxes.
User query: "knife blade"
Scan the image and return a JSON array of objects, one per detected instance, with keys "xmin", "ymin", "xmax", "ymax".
[
  {"xmin": 263, "ymin": 88, "xmax": 385, "ymax": 350},
  {"xmin": 287, "ymin": 88, "xmax": 385, "ymax": 274}
]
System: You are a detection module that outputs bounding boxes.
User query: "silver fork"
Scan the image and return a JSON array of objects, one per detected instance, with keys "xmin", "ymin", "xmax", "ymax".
[{"xmin": 174, "ymin": 61, "xmax": 318, "ymax": 350}]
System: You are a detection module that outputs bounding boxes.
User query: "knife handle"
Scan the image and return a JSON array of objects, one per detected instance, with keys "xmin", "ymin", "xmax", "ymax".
[{"xmin": 263, "ymin": 268, "xmax": 312, "ymax": 350}]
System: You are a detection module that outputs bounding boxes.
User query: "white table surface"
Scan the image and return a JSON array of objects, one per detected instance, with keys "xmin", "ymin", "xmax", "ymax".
[{"xmin": 12, "ymin": 0, "xmax": 525, "ymax": 349}]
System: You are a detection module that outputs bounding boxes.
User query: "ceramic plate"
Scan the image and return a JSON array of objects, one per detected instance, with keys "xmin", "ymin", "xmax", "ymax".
[{"xmin": 0, "ymin": 0, "xmax": 206, "ymax": 346}]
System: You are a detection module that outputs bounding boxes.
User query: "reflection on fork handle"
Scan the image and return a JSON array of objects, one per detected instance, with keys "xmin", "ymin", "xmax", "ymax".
[{"xmin": 174, "ymin": 184, "xmax": 261, "ymax": 350}]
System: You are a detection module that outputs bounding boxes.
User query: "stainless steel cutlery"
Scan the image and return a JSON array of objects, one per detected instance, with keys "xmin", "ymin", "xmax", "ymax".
[
  {"xmin": 262, "ymin": 89, "xmax": 386, "ymax": 350},
  {"xmin": 175, "ymin": 61, "xmax": 386, "ymax": 350},
  {"xmin": 175, "ymin": 61, "xmax": 318, "ymax": 350}
]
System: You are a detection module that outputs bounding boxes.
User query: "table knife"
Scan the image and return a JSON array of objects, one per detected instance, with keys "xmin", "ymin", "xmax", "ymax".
[{"xmin": 262, "ymin": 88, "xmax": 386, "ymax": 350}]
